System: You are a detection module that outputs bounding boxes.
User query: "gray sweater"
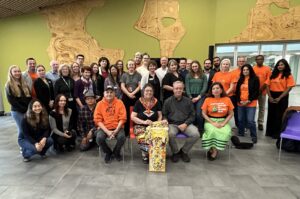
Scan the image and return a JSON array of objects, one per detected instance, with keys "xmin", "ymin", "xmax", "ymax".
[{"xmin": 162, "ymin": 96, "xmax": 195, "ymax": 125}]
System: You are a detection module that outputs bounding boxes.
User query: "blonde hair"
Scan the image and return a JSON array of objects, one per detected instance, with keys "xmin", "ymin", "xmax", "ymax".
[
  {"xmin": 58, "ymin": 64, "xmax": 71, "ymax": 76},
  {"xmin": 220, "ymin": 59, "xmax": 231, "ymax": 72},
  {"xmin": 5, "ymin": 65, "xmax": 31, "ymax": 97}
]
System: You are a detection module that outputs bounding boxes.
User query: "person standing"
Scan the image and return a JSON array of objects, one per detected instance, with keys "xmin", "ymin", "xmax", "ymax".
[
  {"xmin": 22, "ymin": 57, "xmax": 38, "ymax": 97},
  {"xmin": 266, "ymin": 59, "xmax": 295, "ymax": 139},
  {"xmin": 236, "ymin": 64, "xmax": 260, "ymax": 143},
  {"xmin": 46, "ymin": 60, "xmax": 60, "ymax": 85},
  {"xmin": 253, "ymin": 55, "xmax": 271, "ymax": 131},
  {"xmin": 5, "ymin": 65, "xmax": 32, "ymax": 141},
  {"xmin": 34, "ymin": 65, "xmax": 55, "ymax": 113},
  {"xmin": 178, "ymin": 58, "xmax": 188, "ymax": 79}
]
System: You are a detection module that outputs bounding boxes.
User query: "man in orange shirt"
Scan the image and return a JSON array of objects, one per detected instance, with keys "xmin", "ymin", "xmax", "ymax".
[
  {"xmin": 253, "ymin": 55, "xmax": 272, "ymax": 131},
  {"xmin": 94, "ymin": 85, "xmax": 127, "ymax": 163},
  {"xmin": 22, "ymin": 57, "xmax": 38, "ymax": 98}
]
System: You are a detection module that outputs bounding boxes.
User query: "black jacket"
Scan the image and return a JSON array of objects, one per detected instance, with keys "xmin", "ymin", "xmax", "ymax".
[
  {"xmin": 34, "ymin": 78, "xmax": 54, "ymax": 111},
  {"xmin": 5, "ymin": 85, "xmax": 32, "ymax": 113},
  {"xmin": 54, "ymin": 76, "xmax": 75, "ymax": 99},
  {"xmin": 236, "ymin": 76, "xmax": 260, "ymax": 102},
  {"xmin": 21, "ymin": 118, "xmax": 50, "ymax": 144}
]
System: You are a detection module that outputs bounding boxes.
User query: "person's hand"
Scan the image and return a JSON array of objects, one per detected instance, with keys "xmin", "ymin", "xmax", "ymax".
[
  {"xmin": 35, "ymin": 143, "xmax": 43, "ymax": 152},
  {"xmin": 161, "ymin": 120, "xmax": 168, "ymax": 125},
  {"xmin": 144, "ymin": 120, "xmax": 153, "ymax": 126},
  {"xmin": 39, "ymin": 138, "xmax": 46, "ymax": 148},
  {"xmin": 273, "ymin": 97, "xmax": 281, "ymax": 103},
  {"xmin": 49, "ymin": 100, "xmax": 54, "ymax": 108},
  {"xmin": 106, "ymin": 130, "xmax": 114, "ymax": 139},
  {"xmin": 178, "ymin": 123, "xmax": 188, "ymax": 132},
  {"xmin": 268, "ymin": 97, "xmax": 275, "ymax": 103},
  {"xmin": 87, "ymin": 130, "xmax": 93, "ymax": 140},
  {"xmin": 191, "ymin": 97, "xmax": 199, "ymax": 103},
  {"xmin": 63, "ymin": 131, "xmax": 72, "ymax": 139}
]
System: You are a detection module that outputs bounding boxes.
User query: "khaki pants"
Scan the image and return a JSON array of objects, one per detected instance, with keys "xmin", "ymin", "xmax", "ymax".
[{"xmin": 257, "ymin": 94, "xmax": 266, "ymax": 125}]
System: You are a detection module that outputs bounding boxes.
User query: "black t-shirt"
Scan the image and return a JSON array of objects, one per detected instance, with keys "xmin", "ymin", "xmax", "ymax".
[
  {"xmin": 162, "ymin": 73, "xmax": 184, "ymax": 100},
  {"xmin": 133, "ymin": 99, "xmax": 162, "ymax": 121}
]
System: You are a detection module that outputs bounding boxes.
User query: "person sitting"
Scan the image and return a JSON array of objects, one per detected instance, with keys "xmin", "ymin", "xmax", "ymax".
[
  {"xmin": 19, "ymin": 99, "xmax": 53, "ymax": 162},
  {"xmin": 77, "ymin": 91, "xmax": 97, "ymax": 151},
  {"xmin": 49, "ymin": 94, "xmax": 77, "ymax": 152},
  {"xmin": 131, "ymin": 83, "xmax": 163, "ymax": 164},
  {"xmin": 201, "ymin": 82, "xmax": 234, "ymax": 161},
  {"xmin": 94, "ymin": 85, "xmax": 127, "ymax": 163},
  {"xmin": 162, "ymin": 81, "xmax": 200, "ymax": 163}
]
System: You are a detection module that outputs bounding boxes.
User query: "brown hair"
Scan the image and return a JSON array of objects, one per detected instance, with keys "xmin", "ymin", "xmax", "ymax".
[
  {"xmin": 207, "ymin": 82, "xmax": 227, "ymax": 98},
  {"xmin": 26, "ymin": 99, "xmax": 49, "ymax": 128}
]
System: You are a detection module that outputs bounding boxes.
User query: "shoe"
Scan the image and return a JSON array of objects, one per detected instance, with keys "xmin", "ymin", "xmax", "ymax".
[
  {"xmin": 104, "ymin": 153, "xmax": 112, "ymax": 163},
  {"xmin": 114, "ymin": 153, "xmax": 122, "ymax": 162},
  {"xmin": 258, "ymin": 124, "xmax": 264, "ymax": 131},
  {"xmin": 180, "ymin": 149, "xmax": 190, "ymax": 163},
  {"xmin": 142, "ymin": 156, "xmax": 149, "ymax": 164},
  {"xmin": 23, "ymin": 157, "xmax": 31, "ymax": 162},
  {"xmin": 171, "ymin": 152, "xmax": 181, "ymax": 163},
  {"xmin": 252, "ymin": 137, "xmax": 257, "ymax": 144},
  {"xmin": 40, "ymin": 154, "xmax": 47, "ymax": 159},
  {"xmin": 209, "ymin": 151, "xmax": 218, "ymax": 161}
]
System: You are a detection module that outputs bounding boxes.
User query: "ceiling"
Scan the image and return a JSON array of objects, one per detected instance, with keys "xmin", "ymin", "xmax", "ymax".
[{"xmin": 0, "ymin": 0, "xmax": 77, "ymax": 18}]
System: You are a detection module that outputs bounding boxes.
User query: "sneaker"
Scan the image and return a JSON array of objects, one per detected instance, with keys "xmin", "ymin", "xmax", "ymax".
[
  {"xmin": 23, "ymin": 157, "xmax": 31, "ymax": 162},
  {"xmin": 180, "ymin": 149, "xmax": 191, "ymax": 163},
  {"xmin": 104, "ymin": 153, "xmax": 112, "ymax": 163},
  {"xmin": 142, "ymin": 156, "xmax": 149, "ymax": 164},
  {"xmin": 171, "ymin": 152, "xmax": 180, "ymax": 163},
  {"xmin": 258, "ymin": 124, "xmax": 264, "ymax": 131}
]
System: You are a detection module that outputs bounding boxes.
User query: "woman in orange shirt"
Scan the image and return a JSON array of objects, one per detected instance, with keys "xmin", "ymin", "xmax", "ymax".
[
  {"xmin": 235, "ymin": 64, "xmax": 260, "ymax": 143},
  {"xmin": 212, "ymin": 59, "xmax": 238, "ymax": 127},
  {"xmin": 266, "ymin": 59, "xmax": 295, "ymax": 139},
  {"xmin": 201, "ymin": 82, "xmax": 234, "ymax": 160}
]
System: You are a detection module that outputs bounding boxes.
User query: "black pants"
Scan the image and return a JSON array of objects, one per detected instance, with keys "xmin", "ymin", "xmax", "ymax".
[
  {"xmin": 52, "ymin": 130, "xmax": 77, "ymax": 150},
  {"xmin": 122, "ymin": 92, "xmax": 140, "ymax": 136},
  {"xmin": 266, "ymin": 91, "xmax": 289, "ymax": 139},
  {"xmin": 95, "ymin": 128, "xmax": 126, "ymax": 154}
]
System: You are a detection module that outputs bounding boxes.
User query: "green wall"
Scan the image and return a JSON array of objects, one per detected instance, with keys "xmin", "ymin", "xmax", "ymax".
[{"xmin": 1, "ymin": 0, "xmax": 300, "ymax": 112}]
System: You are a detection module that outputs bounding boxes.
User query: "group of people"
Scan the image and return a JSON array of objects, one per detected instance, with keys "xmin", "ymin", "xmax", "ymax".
[{"xmin": 5, "ymin": 52, "xmax": 296, "ymax": 163}]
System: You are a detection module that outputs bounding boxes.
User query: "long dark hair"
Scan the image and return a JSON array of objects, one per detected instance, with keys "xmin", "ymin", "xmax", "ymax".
[
  {"xmin": 108, "ymin": 65, "xmax": 120, "ymax": 85},
  {"xmin": 270, "ymin": 59, "xmax": 291, "ymax": 79},
  {"xmin": 26, "ymin": 99, "xmax": 49, "ymax": 128},
  {"xmin": 53, "ymin": 94, "xmax": 69, "ymax": 116},
  {"xmin": 207, "ymin": 82, "xmax": 227, "ymax": 98},
  {"xmin": 237, "ymin": 64, "xmax": 256, "ymax": 85}
]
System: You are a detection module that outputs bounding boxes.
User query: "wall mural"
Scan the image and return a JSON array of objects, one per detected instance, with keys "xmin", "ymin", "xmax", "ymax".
[
  {"xmin": 229, "ymin": 0, "xmax": 300, "ymax": 42},
  {"xmin": 41, "ymin": 0, "xmax": 124, "ymax": 64},
  {"xmin": 135, "ymin": 0, "xmax": 186, "ymax": 57},
  {"xmin": 41, "ymin": 0, "xmax": 185, "ymax": 63}
]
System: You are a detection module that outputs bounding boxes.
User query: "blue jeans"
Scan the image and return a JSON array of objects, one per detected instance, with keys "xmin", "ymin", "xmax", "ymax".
[
  {"xmin": 18, "ymin": 137, "xmax": 53, "ymax": 158},
  {"xmin": 11, "ymin": 111, "xmax": 25, "ymax": 140},
  {"xmin": 238, "ymin": 106, "xmax": 257, "ymax": 138}
]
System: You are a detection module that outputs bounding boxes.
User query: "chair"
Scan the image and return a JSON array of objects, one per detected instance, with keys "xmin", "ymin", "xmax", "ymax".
[
  {"xmin": 129, "ymin": 106, "xmax": 135, "ymax": 160},
  {"xmin": 279, "ymin": 111, "xmax": 300, "ymax": 160}
]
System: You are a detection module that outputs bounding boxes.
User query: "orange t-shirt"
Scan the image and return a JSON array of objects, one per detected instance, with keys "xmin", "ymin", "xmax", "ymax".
[
  {"xmin": 253, "ymin": 65, "xmax": 271, "ymax": 95},
  {"xmin": 238, "ymin": 77, "xmax": 257, "ymax": 107},
  {"xmin": 29, "ymin": 72, "xmax": 38, "ymax": 98},
  {"xmin": 230, "ymin": 68, "xmax": 241, "ymax": 95},
  {"xmin": 267, "ymin": 74, "xmax": 295, "ymax": 92},
  {"xmin": 201, "ymin": 97, "xmax": 234, "ymax": 118},
  {"xmin": 212, "ymin": 72, "xmax": 237, "ymax": 96}
]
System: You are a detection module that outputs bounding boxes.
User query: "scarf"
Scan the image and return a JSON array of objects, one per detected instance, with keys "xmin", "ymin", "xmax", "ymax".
[
  {"xmin": 139, "ymin": 97, "xmax": 157, "ymax": 114},
  {"xmin": 81, "ymin": 76, "xmax": 93, "ymax": 95}
]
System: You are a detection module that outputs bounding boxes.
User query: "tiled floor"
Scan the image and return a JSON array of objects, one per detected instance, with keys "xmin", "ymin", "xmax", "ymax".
[{"xmin": 0, "ymin": 87, "xmax": 300, "ymax": 199}]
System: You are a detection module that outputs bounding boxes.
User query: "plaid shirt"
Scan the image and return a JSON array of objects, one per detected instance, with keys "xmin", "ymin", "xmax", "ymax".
[{"xmin": 77, "ymin": 105, "xmax": 96, "ymax": 137}]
